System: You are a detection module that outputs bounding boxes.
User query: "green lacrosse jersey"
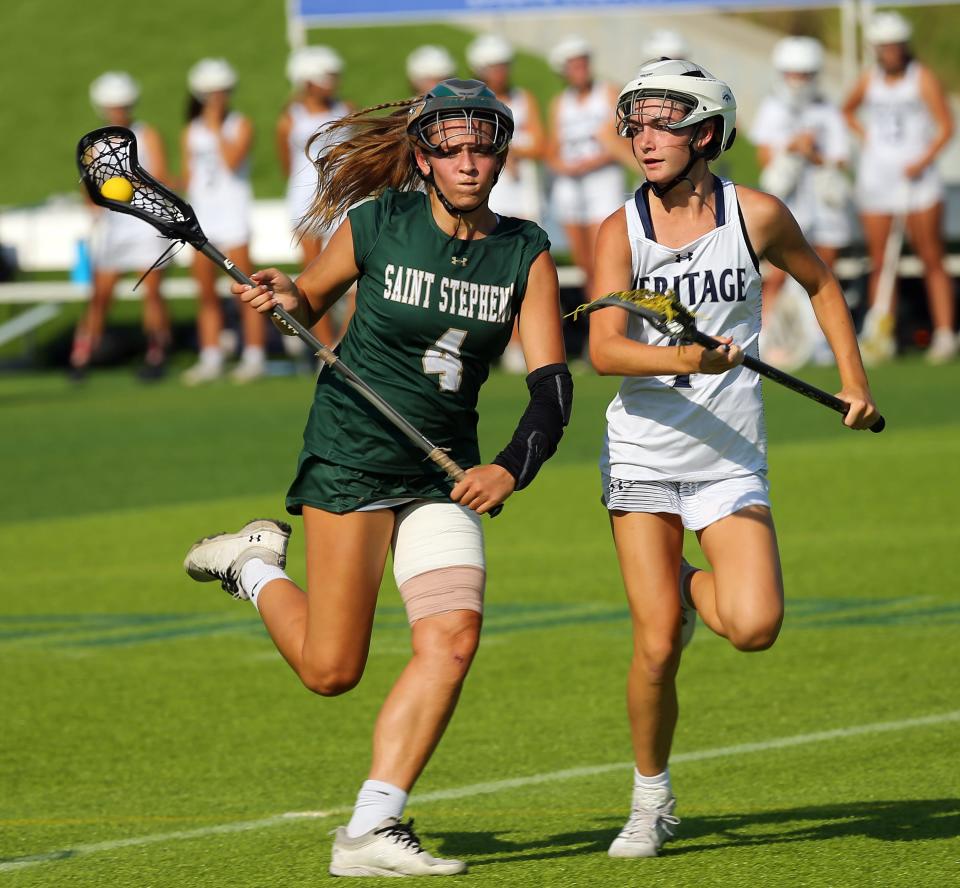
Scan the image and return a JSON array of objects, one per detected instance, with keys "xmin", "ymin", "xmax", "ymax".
[{"xmin": 300, "ymin": 188, "xmax": 550, "ymax": 475}]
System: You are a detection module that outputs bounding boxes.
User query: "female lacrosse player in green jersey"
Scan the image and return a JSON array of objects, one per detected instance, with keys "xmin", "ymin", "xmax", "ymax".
[{"xmin": 183, "ymin": 79, "xmax": 572, "ymax": 877}]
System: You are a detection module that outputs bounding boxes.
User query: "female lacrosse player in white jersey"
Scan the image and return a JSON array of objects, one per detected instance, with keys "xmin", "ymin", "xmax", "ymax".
[
  {"xmin": 71, "ymin": 72, "xmax": 171, "ymax": 381},
  {"xmin": 182, "ymin": 80, "xmax": 571, "ymax": 876},
  {"xmin": 589, "ymin": 59, "xmax": 879, "ymax": 859},
  {"xmin": 547, "ymin": 35, "xmax": 625, "ymax": 299},
  {"xmin": 277, "ymin": 45, "xmax": 352, "ymax": 348},
  {"xmin": 843, "ymin": 11, "xmax": 955, "ymax": 363},
  {"xmin": 181, "ymin": 58, "xmax": 266, "ymax": 384}
]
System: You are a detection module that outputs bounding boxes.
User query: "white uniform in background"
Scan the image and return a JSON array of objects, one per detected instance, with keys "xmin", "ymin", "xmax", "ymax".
[
  {"xmin": 285, "ymin": 99, "xmax": 349, "ymax": 234},
  {"xmin": 90, "ymin": 123, "xmax": 163, "ymax": 271},
  {"xmin": 186, "ymin": 111, "xmax": 252, "ymax": 250},
  {"xmin": 749, "ymin": 93, "xmax": 852, "ymax": 248},
  {"xmin": 551, "ymin": 83, "xmax": 625, "ymax": 224},
  {"xmin": 601, "ymin": 179, "xmax": 767, "ymax": 491},
  {"xmin": 856, "ymin": 61, "xmax": 942, "ymax": 214},
  {"xmin": 488, "ymin": 88, "xmax": 543, "ymax": 222}
]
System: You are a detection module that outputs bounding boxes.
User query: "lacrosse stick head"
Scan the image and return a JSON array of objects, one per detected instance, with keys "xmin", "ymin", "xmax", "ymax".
[
  {"xmin": 76, "ymin": 126, "xmax": 206, "ymax": 247},
  {"xmin": 568, "ymin": 290, "xmax": 698, "ymax": 340}
]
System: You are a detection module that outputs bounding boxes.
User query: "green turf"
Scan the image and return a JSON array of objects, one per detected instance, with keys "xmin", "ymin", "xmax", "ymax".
[{"xmin": 1, "ymin": 357, "xmax": 959, "ymax": 886}]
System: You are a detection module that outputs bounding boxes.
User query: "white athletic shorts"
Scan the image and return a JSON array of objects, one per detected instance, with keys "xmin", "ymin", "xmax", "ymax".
[
  {"xmin": 90, "ymin": 212, "xmax": 164, "ymax": 273},
  {"xmin": 551, "ymin": 164, "xmax": 626, "ymax": 225},
  {"xmin": 601, "ymin": 474, "xmax": 771, "ymax": 531},
  {"xmin": 855, "ymin": 160, "xmax": 943, "ymax": 215}
]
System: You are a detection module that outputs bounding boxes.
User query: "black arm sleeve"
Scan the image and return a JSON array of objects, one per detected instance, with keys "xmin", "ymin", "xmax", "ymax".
[{"xmin": 492, "ymin": 363, "xmax": 574, "ymax": 491}]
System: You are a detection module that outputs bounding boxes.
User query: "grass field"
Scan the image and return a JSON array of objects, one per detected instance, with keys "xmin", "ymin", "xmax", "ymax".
[{"xmin": 2, "ymin": 357, "xmax": 959, "ymax": 886}]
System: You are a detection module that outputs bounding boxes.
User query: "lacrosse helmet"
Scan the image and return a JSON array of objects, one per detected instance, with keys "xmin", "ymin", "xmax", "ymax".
[
  {"xmin": 90, "ymin": 71, "xmax": 140, "ymax": 110},
  {"xmin": 407, "ymin": 78, "xmax": 514, "ymax": 155},
  {"xmin": 617, "ymin": 59, "xmax": 737, "ymax": 156},
  {"xmin": 188, "ymin": 58, "xmax": 238, "ymax": 98},
  {"xmin": 642, "ymin": 29, "xmax": 690, "ymax": 62},
  {"xmin": 772, "ymin": 36, "xmax": 824, "ymax": 74},
  {"xmin": 287, "ymin": 45, "xmax": 344, "ymax": 87},
  {"xmin": 467, "ymin": 34, "xmax": 514, "ymax": 72},
  {"xmin": 406, "ymin": 45, "xmax": 456, "ymax": 85},
  {"xmin": 866, "ymin": 11, "xmax": 912, "ymax": 45},
  {"xmin": 549, "ymin": 35, "xmax": 591, "ymax": 73}
]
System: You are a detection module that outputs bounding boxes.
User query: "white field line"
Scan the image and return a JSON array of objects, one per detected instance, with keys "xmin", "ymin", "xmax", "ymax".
[{"xmin": 2, "ymin": 709, "xmax": 957, "ymax": 873}]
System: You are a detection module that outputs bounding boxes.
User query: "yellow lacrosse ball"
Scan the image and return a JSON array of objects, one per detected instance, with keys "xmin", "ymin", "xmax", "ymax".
[{"xmin": 100, "ymin": 176, "xmax": 134, "ymax": 203}]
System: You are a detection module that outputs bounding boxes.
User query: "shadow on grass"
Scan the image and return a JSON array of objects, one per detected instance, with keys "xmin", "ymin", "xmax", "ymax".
[{"xmin": 430, "ymin": 798, "xmax": 960, "ymax": 866}]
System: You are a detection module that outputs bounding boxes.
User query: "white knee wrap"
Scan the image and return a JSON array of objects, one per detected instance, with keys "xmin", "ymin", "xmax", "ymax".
[{"xmin": 392, "ymin": 502, "xmax": 486, "ymax": 624}]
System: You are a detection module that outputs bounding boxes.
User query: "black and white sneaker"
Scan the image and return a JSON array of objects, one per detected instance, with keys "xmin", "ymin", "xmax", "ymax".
[
  {"xmin": 329, "ymin": 817, "xmax": 466, "ymax": 877},
  {"xmin": 183, "ymin": 519, "xmax": 291, "ymax": 600}
]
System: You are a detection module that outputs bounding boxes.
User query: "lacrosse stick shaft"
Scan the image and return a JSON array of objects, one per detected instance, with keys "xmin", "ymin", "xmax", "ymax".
[
  {"xmin": 198, "ymin": 241, "xmax": 470, "ymax": 483},
  {"xmin": 686, "ymin": 327, "xmax": 886, "ymax": 433}
]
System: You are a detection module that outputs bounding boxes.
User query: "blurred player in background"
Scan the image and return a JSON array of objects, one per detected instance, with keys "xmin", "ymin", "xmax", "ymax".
[
  {"xmin": 181, "ymin": 58, "xmax": 266, "ymax": 384},
  {"xmin": 467, "ymin": 33, "xmax": 546, "ymax": 372},
  {"xmin": 590, "ymin": 59, "xmax": 878, "ymax": 860},
  {"xmin": 183, "ymin": 79, "xmax": 571, "ymax": 877},
  {"xmin": 406, "ymin": 44, "xmax": 456, "ymax": 95},
  {"xmin": 547, "ymin": 36, "xmax": 625, "ymax": 309},
  {"xmin": 642, "ymin": 28, "xmax": 689, "ymax": 61},
  {"xmin": 750, "ymin": 36, "xmax": 852, "ymax": 367},
  {"xmin": 70, "ymin": 72, "xmax": 171, "ymax": 381},
  {"xmin": 843, "ymin": 11, "xmax": 956, "ymax": 363},
  {"xmin": 278, "ymin": 45, "xmax": 353, "ymax": 348}
]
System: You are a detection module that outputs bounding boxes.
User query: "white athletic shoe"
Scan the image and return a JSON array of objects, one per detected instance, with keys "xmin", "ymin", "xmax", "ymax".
[
  {"xmin": 181, "ymin": 360, "xmax": 223, "ymax": 386},
  {"xmin": 183, "ymin": 519, "xmax": 291, "ymax": 600},
  {"xmin": 679, "ymin": 559, "xmax": 699, "ymax": 649},
  {"xmin": 329, "ymin": 817, "xmax": 467, "ymax": 877},
  {"xmin": 230, "ymin": 358, "xmax": 267, "ymax": 384},
  {"xmin": 925, "ymin": 328, "xmax": 958, "ymax": 365},
  {"xmin": 608, "ymin": 788, "xmax": 680, "ymax": 858}
]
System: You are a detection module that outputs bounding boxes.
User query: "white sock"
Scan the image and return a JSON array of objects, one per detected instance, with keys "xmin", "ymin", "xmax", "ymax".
[
  {"xmin": 346, "ymin": 780, "xmax": 408, "ymax": 838},
  {"xmin": 239, "ymin": 345, "xmax": 265, "ymax": 366},
  {"xmin": 199, "ymin": 345, "xmax": 223, "ymax": 368},
  {"xmin": 238, "ymin": 557, "xmax": 288, "ymax": 611},
  {"xmin": 633, "ymin": 768, "xmax": 672, "ymax": 805}
]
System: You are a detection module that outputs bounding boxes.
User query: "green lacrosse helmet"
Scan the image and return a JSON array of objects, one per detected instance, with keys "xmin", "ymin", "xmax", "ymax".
[{"xmin": 407, "ymin": 78, "xmax": 514, "ymax": 154}]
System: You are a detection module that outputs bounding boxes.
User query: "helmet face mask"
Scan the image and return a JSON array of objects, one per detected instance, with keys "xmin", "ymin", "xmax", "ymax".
[
  {"xmin": 617, "ymin": 91, "xmax": 698, "ymax": 138},
  {"xmin": 408, "ymin": 79, "xmax": 514, "ymax": 157}
]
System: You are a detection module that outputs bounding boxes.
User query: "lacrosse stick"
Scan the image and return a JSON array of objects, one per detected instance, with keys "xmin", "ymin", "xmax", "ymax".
[
  {"xmin": 860, "ymin": 190, "xmax": 908, "ymax": 364},
  {"xmin": 77, "ymin": 125, "xmax": 502, "ymax": 511},
  {"xmin": 571, "ymin": 290, "xmax": 885, "ymax": 432}
]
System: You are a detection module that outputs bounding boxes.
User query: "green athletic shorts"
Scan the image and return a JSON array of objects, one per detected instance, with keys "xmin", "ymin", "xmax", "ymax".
[{"xmin": 286, "ymin": 451, "xmax": 455, "ymax": 515}]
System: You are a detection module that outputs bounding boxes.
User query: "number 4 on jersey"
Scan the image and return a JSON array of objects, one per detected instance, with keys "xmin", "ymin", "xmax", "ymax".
[{"xmin": 423, "ymin": 328, "xmax": 468, "ymax": 392}]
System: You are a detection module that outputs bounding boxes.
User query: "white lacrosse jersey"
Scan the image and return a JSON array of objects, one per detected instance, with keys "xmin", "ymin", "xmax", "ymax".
[
  {"xmin": 855, "ymin": 62, "xmax": 942, "ymax": 213},
  {"xmin": 601, "ymin": 178, "xmax": 767, "ymax": 482},
  {"xmin": 186, "ymin": 111, "xmax": 252, "ymax": 249},
  {"xmin": 556, "ymin": 82, "xmax": 613, "ymax": 166},
  {"xmin": 285, "ymin": 99, "xmax": 350, "ymax": 229},
  {"xmin": 488, "ymin": 88, "xmax": 543, "ymax": 222}
]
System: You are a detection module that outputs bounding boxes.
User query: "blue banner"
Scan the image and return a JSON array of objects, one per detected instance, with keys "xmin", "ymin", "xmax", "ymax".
[{"xmin": 295, "ymin": 0, "xmax": 825, "ymax": 24}]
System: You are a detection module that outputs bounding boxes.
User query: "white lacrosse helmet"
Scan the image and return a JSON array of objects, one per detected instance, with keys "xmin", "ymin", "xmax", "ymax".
[
  {"xmin": 772, "ymin": 36, "xmax": 824, "ymax": 74},
  {"xmin": 287, "ymin": 45, "xmax": 343, "ymax": 87},
  {"xmin": 617, "ymin": 58, "xmax": 737, "ymax": 158},
  {"xmin": 406, "ymin": 45, "xmax": 456, "ymax": 84},
  {"xmin": 549, "ymin": 35, "xmax": 591, "ymax": 73},
  {"xmin": 866, "ymin": 11, "xmax": 912, "ymax": 45},
  {"xmin": 467, "ymin": 34, "xmax": 514, "ymax": 73},
  {"xmin": 90, "ymin": 71, "xmax": 140, "ymax": 109},
  {"xmin": 642, "ymin": 29, "xmax": 690, "ymax": 61},
  {"xmin": 188, "ymin": 58, "xmax": 238, "ymax": 98}
]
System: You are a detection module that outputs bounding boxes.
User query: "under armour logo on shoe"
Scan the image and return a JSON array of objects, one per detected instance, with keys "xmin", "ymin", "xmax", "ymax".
[
  {"xmin": 450, "ymin": 256, "xmax": 468, "ymax": 267},
  {"xmin": 249, "ymin": 534, "xmax": 262, "ymax": 542},
  {"xmin": 675, "ymin": 251, "xmax": 693, "ymax": 262}
]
